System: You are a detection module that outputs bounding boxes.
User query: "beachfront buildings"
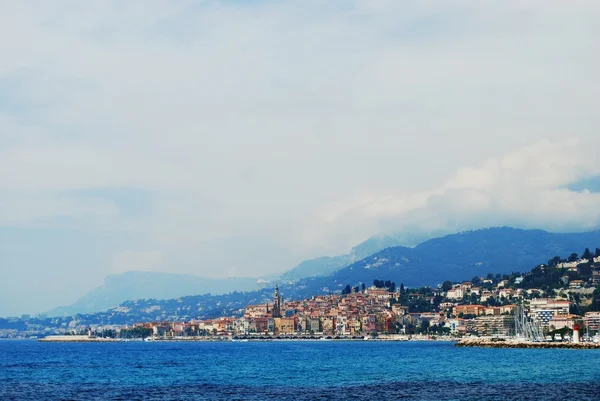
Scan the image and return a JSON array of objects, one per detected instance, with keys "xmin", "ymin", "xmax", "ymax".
[{"xmin": 116, "ymin": 254, "xmax": 600, "ymax": 339}]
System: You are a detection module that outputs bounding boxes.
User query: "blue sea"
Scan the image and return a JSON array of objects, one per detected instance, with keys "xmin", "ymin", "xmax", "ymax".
[{"xmin": 1, "ymin": 340, "xmax": 600, "ymax": 400}]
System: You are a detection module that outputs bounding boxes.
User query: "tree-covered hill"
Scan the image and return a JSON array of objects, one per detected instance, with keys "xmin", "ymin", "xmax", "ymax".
[{"xmin": 308, "ymin": 227, "xmax": 600, "ymax": 289}]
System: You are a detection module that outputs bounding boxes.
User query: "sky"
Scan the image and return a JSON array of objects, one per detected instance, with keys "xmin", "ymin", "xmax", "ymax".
[{"xmin": 1, "ymin": 0, "xmax": 600, "ymax": 316}]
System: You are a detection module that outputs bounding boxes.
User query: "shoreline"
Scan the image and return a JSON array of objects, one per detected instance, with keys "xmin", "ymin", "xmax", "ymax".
[{"xmin": 38, "ymin": 334, "xmax": 457, "ymax": 343}]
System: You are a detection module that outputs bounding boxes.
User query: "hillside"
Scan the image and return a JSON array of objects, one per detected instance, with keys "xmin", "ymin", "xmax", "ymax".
[
  {"xmin": 279, "ymin": 231, "xmax": 443, "ymax": 281},
  {"xmin": 46, "ymin": 272, "xmax": 266, "ymax": 317},
  {"xmin": 312, "ymin": 227, "xmax": 600, "ymax": 289},
  {"xmin": 38, "ymin": 227, "xmax": 600, "ymax": 326},
  {"xmin": 49, "ymin": 232, "xmax": 428, "ymax": 316},
  {"xmin": 279, "ymin": 233, "xmax": 414, "ymax": 281}
]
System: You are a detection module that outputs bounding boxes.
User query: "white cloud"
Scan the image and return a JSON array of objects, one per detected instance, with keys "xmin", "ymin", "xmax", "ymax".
[
  {"xmin": 326, "ymin": 139, "xmax": 600, "ymax": 240},
  {"xmin": 1, "ymin": 1, "xmax": 599, "ymax": 313},
  {"xmin": 110, "ymin": 250, "xmax": 163, "ymax": 275}
]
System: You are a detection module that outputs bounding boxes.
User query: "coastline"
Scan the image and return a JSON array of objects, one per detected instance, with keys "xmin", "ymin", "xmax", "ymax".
[
  {"xmin": 36, "ymin": 335, "xmax": 600, "ymax": 349},
  {"xmin": 38, "ymin": 334, "xmax": 457, "ymax": 343}
]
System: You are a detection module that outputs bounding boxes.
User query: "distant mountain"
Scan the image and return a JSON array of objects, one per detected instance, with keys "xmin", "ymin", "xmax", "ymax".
[
  {"xmin": 36, "ymin": 227, "xmax": 600, "ymax": 327},
  {"xmin": 46, "ymin": 232, "xmax": 422, "ymax": 317},
  {"xmin": 46, "ymin": 227, "xmax": 600, "ymax": 319},
  {"xmin": 46, "ymin": 233, "xmax": 412, "ymax": 317},
  {"xmin": 280, "ymin": 231, "xmax": 442, "ymax": 281},
  {"xmin": 307, "ymin": 227, "xmax": 600, "ymax": 290},
  {"xmin": 46, "ymin": 272, "xmax": 266, "ymax": 317}
]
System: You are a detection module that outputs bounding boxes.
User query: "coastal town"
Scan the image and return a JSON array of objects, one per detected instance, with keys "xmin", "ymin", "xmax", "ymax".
[{"xmin": 37, "ymin": 254, "xmax": 600, "ymax": 343}]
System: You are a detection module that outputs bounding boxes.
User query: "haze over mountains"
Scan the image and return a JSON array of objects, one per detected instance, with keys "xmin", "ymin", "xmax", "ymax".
[
  {"xmin": 47, "ymin": 231, "xmax": 430, "ymax": 316},
  {"xmin": 46, "ymin": 273, "xmax": 267, "ymax": 317},
  {"xmin": 46, "ymin": 227, "xmax": 600, "ymax": 317}
]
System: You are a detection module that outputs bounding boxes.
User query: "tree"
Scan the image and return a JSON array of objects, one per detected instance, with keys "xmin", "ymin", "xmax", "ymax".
[
  {"xmin": 471, "ymin": 276, "xmax": 481, "ymax": 286},
  {"xmin": 442, "ymin": 281, "xmax": 453, "ymax": 292},
  {"xmin": 583, "ymin": 248, "xmax": 592, "ymax": 260},
  {"xmin": 568, "ymin": 253, "xmax": 579, "ymax": 263},
  {"xmin": 548, "ymin": 256, "xmax": 561, "ymax": 267},
  {"xmin": 399, "ymin": 283, "xmax": 405, "ymax": 294},
  {"xmin": 469, "ymin": 293, "xmax": 478, "ymax": 304},
  {"xmin": 361, "ymin": 283, "xmax": 366, "ymax": 292},
  {"xmin": 591, "ymin": 286, "xmax": 600, "ymax": 312},
  {"xmin": 596, "ymin": 248, "xmax": 600, "ymax": 258},
  {"xmin": 342, "ymin": 285, "xmax": 352, "ymax": 295}
]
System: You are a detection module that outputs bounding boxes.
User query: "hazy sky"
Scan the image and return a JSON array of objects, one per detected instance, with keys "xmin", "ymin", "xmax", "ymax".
[{"xmin": 1, "ymin": 1, "xmax": 600, "ymax": 316}]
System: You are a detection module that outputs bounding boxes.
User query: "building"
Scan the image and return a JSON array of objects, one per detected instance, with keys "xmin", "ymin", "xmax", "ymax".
[
  {"xmin": 592, "ymin": 268, "xmax": 600, "ymax": 286},
  {"xmin": 501, "ymin": 305, "xmax": 518, "ymax": 315},
  {"xmin": 274, "ymin": 317, "xmax": 296, "ymax": 334},
  {"xmin": 250, "ymin": 317, "xmax": 269, "ymax": 333},
  {"xmin": 569, "ymin": 280, "xmax": 585, "ymax": 289},
  {"xmin": 480, "ymin": 291, "xmax": 494, "ymax": 302},
  {"xmin": 302, "ymin": 317, "xmax": 320, "ymax": 334},
  {"xmin": 584, "ymin": 312, "xmax": 600, "ymax": 333},
  {"xmin": 549, "ymin": 314, "xmax": 581, "ymax": 331},
  {"xmin": 529, "ymin": 298, "xmax": 571, "ymax": 315},
  {"xmin": 498, "ymin": 288, "xmax": 515, "ymax": 299},
  {"xmin": 392, "ymin": 304, "xmax": 409, "ymax": 316},
  {"xmin": 272, "ymin": 285, "xmax": 283, "ymax": 318},
  {"xmin": 535, "ymin": 310, "xmax": 557, "ymax": 327},
  {"xmin": 485, "ymin": 307, "xmax": 501, "ymax": 316},
  {"xmin": 446, "ymin": 318, "xmax": 466, "ymax": 335},
  {"xmin": 466, "ymin": 315, "xmax": 515, "ymax": 336},
  {"xmin": 446, "ymin": 286, "xmax": 464, "ymax": 300},
  {"xmin": 245, "ymin": 304, "xmax": 269, "ymax": 318},
  {"xmin": 528, "ymin": 298, "xmax": 573, "ymax": 327},
  {"xmin": 453, "ymin": 305, "xmax": 486, "ymax": 316}
]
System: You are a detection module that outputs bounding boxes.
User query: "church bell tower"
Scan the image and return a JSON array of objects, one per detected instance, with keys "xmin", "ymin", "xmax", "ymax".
[{"xmin": 272, "ymin": 285, "xmax": 282, "ymax": 318}]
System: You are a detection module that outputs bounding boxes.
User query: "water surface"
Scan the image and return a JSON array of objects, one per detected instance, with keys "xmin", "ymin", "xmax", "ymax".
[{"xmin": 1, "ymin": 340, "xmax": 599, "ymax": 400}]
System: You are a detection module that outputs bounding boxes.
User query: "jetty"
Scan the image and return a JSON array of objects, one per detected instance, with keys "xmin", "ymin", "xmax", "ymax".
[
  {"xmin": 455, "ymin": 338, "xmax": 600, "ymax": 349},
  {"xmin": 39, "ymin": 335, "xmax": 120, "ymax": 343}
]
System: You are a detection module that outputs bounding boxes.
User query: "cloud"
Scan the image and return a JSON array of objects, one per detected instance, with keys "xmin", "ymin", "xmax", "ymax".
[
  {"xmin": 327, "ymin": 139, "xmax": 600, "ymax": 239},
  {"xmin": 0, "ymin": 1, "xmax": 599, "ymax": 314},
  {"xmin": 110, "ymin": 250, "xmax": 162, "ymax": 275}
]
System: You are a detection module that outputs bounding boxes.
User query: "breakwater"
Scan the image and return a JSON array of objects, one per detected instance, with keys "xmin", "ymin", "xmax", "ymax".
[
  {"xmin": 39, "ymin": 335, "xmax": 120, "ymax": 342},
  {"xmin": 456, "ymin": 338, "xmax": 600, "ymax": 349}
]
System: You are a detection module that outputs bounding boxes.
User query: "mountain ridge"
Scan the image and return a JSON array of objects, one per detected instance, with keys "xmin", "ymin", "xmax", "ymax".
[
  {"xmin": 312, "ymin": 227, "xmax": 600, "ymax": 290},
  {"xmin": 45, "ymin": 227, "xmax": 600, "ymax": 318},
  {"xmin": 46, "ymin": 272, "xmax": 265, "ymax": 317},
  {"xmin": 47, "ymin": 232, "xmax": 430, "ymax": 316}
]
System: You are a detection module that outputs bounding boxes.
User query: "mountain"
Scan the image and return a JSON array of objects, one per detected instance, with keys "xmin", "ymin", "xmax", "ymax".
[
  {"xmin": 46, "ymin": 272, "xmax": 266, "ymax": 317},
  {"xmin": 279, "ymin": 231, "xmax": 443, "ymax": 281},
  {"xmin": 33, "ymin": 227, "xmax": 600, "ymax": 327},
  {"xmin": 45, "ymin": 227, "xmax": 600, "ymax": 319},
  {"xmin": 46, "ymin": 232, "xmax": 418, "ymax": 317},
  {"xmin": 310, "ymin": 227, "xmax": 600, "ymax": 290}
]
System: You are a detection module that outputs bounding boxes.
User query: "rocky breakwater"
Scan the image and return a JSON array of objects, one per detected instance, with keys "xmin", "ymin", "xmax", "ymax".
[
  {"xmin": 456, "ymin": 338, "xmax": 600, "ymax": 349},
  {"xmin": 39, "ymin": 335, "xmax": 119, "ymax": 342}
]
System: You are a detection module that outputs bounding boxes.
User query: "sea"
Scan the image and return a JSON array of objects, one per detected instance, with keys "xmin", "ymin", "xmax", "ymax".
[{"xmin": 1, "ymin": 340, "xmax": 600, "ymax": 401}]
